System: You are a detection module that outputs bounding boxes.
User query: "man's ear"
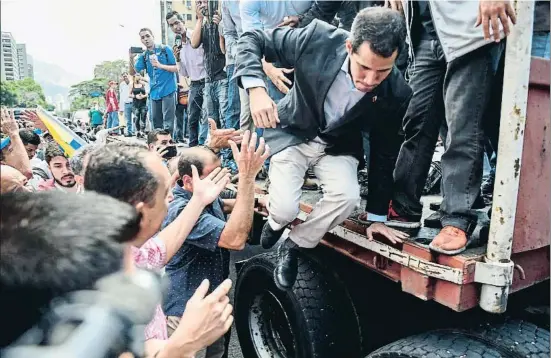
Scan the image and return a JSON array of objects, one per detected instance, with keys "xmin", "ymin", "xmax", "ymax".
[
  {"xmin": 134, "ymin": 201, "xmax": 147, "ymax": 232},
  {"xmin": 345, "ymin": 39, "xmax": 352, "ymax": 53}
]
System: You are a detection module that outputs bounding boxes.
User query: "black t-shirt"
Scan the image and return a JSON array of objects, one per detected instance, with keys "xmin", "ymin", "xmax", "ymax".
[{"xmin": 201, "ymin": 22, "xmax": 226, "ymax": 82}]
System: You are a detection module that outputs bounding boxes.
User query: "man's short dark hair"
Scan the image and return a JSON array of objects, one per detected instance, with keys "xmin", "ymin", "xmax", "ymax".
[
  {"xmin": 69, "ymin": 144, "xmax": 98, "ymax": 176},
  {"xmin": 18, "ymin": 129, "xmax": 40, "ymax": 146},
  {"xmin": 147, "ymin": 129, "xmax": 171, "ymax": 145},
  {"xmin": 139, "ymin": 28, "xmax": 153, "ymax": 36},
  {"xmin": 350, "ymin": 7, "xmax": 406, "ymax": 58},
  {"xmin": 84, "ymin": 143, "xmax": 159, "ymax": 206},
  {"xmin": 166, "ymin": 10, "xmax": 184, "ymax": 23},
  {"xmin": 0, "ymin": 191, "xmax": 139, "ymax": 347},
  {"xmin": 177, "ymin": 147, "xmax": 217, "ymax": 178},
  {"xmin": 44, "ymin": 143, "xmax": 67, "ymax": 165}
]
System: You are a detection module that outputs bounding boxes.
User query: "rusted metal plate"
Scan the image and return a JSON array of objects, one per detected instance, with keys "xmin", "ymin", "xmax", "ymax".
[
  {"xmin": 513, "ymin": 58, "xmax": 551, "ymax": 253},
  {"xmin": 401, "ymin": 243, "xmax": 435, "ymax": 301},
  {"xmin": 510, "ymin": 246, "xmax": 551, "ymax": 292}
]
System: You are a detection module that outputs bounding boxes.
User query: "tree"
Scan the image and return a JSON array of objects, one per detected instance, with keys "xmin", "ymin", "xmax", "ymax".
[
  {"xmin": 69, "ymin": 78, "xmax": 108, "ymax": 112},
  {"xmin": 0, "ymin": 84, "xmax": 18, "ymax": 107},
  {"xmin": 93, "ymin": 60, "xmax": 128, "ymax": 82},
  {"xmin": 1, "ymin": 78, "xmax": 48, "ymax": 108}
]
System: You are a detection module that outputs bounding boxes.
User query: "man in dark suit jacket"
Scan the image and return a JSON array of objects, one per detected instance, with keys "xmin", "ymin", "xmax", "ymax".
[{"xmin": 234, "ymin": 7, "xmax": 412, "ymax": 290}]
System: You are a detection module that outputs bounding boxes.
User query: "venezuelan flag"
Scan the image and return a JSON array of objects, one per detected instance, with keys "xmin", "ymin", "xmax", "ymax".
[{"xmin": 36, "ymin": 107, "xmax": 87, "ymax": 157}]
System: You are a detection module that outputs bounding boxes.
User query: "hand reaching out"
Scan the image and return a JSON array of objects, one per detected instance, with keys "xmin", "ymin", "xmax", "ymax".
[
  {"xmin": 1, "ymin": 107, "xmax": 18, "ymax": 136},
  {"xmin": 20, "ymin": 110, "xmax": 47, "ymax": 132},
  {"xmin": 366, "ymin": 222, "xmax": 409, "ymax": 244},
  {"xmin": 191, "ymin": 165, "xmax": 231, "ymax": 206},
  {"xmin": 229, "ymin": 130, "xmax": 270, "ymax": 180},
  {"xmin": 476, "ymin": 0, "xmax": 517, "ymax": 42},
  {"xmin": 206, "ymin": 118, "xmax": 243, "ymax": 151}
]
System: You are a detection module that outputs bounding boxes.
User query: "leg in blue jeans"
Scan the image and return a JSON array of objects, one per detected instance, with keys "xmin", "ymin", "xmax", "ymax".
[
  {"xmin": 205, "ymin": 81, "xmax": 220, "ymax": 127},
  {"xmin": 199, "ymin": 101, "xmax": 208, "ymax": 145},
  {"xmin": 225, "ymin": 64, "xmax": 241, "ymax": 130},
  {"xmin": 188, "ymin": 81, "xmax": 205, "ymax": 147},
  {"xmin": 124, "ymin": 102, "xmax": 134, "ymax": 135},
  {"xmin": 532, "ymin": 32, "xmax": 551, "ymax": 59},
  {"xmin": 174, "ymin": 103, "xmax": 187, "ymax": 142},
  {"xmin": 162, "ymin": 92, "xmax": 177, "ymax": 135}
]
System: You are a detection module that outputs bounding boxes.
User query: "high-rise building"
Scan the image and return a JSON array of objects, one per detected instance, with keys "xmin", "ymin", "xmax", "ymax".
[
  {"xmin": 2, "ymin": 32, "xmax": 21, "ymax": 81},
  {"xmin": 17, "ymin": 43, "xmax": 28, "ymax": 80},
  {"xmin": 1, "ymin": 48, "xmax": 6, "ymax": 81},
  {"xmin": 160, "ymin": 0, "xmax": 200, "ymax": 46},
  {"xmin": 27, "ymin": 54, "xmax": 34, "ymax": 79}
]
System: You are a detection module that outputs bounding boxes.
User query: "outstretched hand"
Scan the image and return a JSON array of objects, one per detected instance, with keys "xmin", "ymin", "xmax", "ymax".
[
  {"xmin": 366, "ymin": 222, "xmax": 409, "ymax": 244},
  {"xmin": 191, "ymin": 165, "xmax": 231, "ymax": 206},
  {"xmin": 206, "ymin": 118, "xmax": 243, "ymax": 151},
  {"xmin": 229, "ymin": 130, "xmax": 270, "ymax": 180}
]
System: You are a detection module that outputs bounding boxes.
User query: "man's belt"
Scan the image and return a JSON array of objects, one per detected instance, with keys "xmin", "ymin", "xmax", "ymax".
[{"xmin": 191, "ymin": 78, "xmax": 206, "ymax": 85}]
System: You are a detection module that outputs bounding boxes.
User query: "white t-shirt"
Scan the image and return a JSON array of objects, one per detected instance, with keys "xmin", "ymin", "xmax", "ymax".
[{"xmin": 119, "ymin": 81, "xmax": 132, "ymax": 104}]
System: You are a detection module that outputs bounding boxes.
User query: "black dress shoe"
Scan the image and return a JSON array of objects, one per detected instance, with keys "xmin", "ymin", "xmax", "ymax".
[
  {"xmin": 260, "ymin": 221, "xmax": 285, "ymax": 249},
  {"xmin": 274, "ymin": 239, "xmax": 299, "ymax": 291}
]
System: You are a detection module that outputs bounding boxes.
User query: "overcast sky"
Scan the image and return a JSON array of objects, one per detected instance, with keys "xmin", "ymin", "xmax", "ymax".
[{"xmin": 1, "ymin": 0, "xmax": 162, "ymax": 81}]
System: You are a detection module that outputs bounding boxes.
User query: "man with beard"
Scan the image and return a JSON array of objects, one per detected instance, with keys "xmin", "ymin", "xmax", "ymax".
[{"xmin": 37, "ymin": 143, "xmax": 82, "ymax": 193}]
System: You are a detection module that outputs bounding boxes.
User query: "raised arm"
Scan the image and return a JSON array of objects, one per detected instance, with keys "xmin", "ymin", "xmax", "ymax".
[
  {"xmin": 1, "ymin": 108, "xmax": 32, "ymax": 179},
  {"xmin": 298, "ymin": 1, "xmax": 345, "ymax": 28}
]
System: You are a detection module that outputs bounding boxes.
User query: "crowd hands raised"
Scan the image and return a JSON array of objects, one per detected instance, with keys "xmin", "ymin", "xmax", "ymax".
[{"xmin": 2, "ymin": 0, "xmax": 543, "ymax": 356}]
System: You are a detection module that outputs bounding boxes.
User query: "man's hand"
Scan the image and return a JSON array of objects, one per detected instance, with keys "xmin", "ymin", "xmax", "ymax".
[
  {"xmin": 155, "ymin": 145, "xmax": 169, "ymax": 158},
  {"xmin": 150, "ymin": 58, "xmax": 161, "ymax": 68},
  {"xmin": 191, "ymin": 165, "xmax": 231, "ymax": 206},
  {"xmin": 249, "ymin": 87, "xmax": 279, "ymax": 129},
  {"xmin": 264, "ymin": 64, "xmax": 294, "ymax": 94},
  {"xmin": 206, "ymin": 118, "xmax": 243, "ymax": 151},
  {"xmin": 476, "ymin": 0, "xmax": 517, "ymax": 42},
  {"xmin": 278, "ymin": 15, "xmax": 299, "ymax": 28},
  {"xmin": 229, "ymin": 130, "xmax": 270, "ymax": 180},
  {"xmin": 196, "ymin": 1, "xmax": 205, "ymax": 20},
  {"xmin": 173, "ymin": 45, "xmax": 181, "ymax": 61},
  {"xmin": 20, "ymin": 110, "xmax": 47, "ymax": 132},
  {"xmin": 384, "ymin": 0, "xmax": 404, "ymax": 14},
  {"xmin": 169, "ymin": 279, "xmax": 233, "ymax": 356},
  {"xmin": 212, "ymin": 10, "xmax": 222, "ymax": 25},
  {"xmin": 1, "ymin": 107, "xmax": 18, "ymax": 137},
  {"xmin": 366, "ymin": 222, "xmax": 409, "ymax": 244}
]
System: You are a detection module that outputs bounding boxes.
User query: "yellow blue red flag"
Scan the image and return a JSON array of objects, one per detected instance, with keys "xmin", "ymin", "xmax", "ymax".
[{"xmin": 36, "ymin": 107, "xmax": 86, "ymax": 157}]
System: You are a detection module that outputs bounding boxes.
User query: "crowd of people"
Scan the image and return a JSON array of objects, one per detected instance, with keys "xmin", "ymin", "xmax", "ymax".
[{"xmin": 1, "ymin": 0, "xmax": 549, "ymax": 357}]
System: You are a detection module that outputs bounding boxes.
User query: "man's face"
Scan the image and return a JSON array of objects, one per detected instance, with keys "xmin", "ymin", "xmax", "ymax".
[
  {"xmin": 346, "ymin": 40, "xmax": 396, "ymax": 93},
  {"xmin": 49, "ymin": 156, "xmax": 76, "ymax": 188},
  {"xmin": 183, "ymin": 156, "xmax": 221, "ymax": 192},
  {"xmin": 167, "ymin": 15, "xmax": 185, "ymax": 35},
  {"xmin": 122, "ymin": 74, "xmax": 129, "ymax": 83},
  {"xmin": 149, "ymin": 133, "xmax": 174, "ymax": 151},
  {"xmin": 24, "ymin": 143, "xmax": 38, "ymax": 160},
  {"xmin": 140, "ymin": 30, "xmax": 154, "ymax": 49},
  {"xmin": 134, "ymin": 154, "xmax": 173, "ymax": 246}
]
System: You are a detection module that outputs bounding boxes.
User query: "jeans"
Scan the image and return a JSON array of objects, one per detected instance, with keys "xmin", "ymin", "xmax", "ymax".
[
  {"xmin": 133, "ymin": 104, "xmax": 147, "ymax": 133},
  {"xmin": 205, "ymin": 78, "xmax": 229, "ymax": 129},
  {"xmin": 151, "ymin": 92, "xmax": 177, "ymax": 133},
  {"xmin": 393, "ymin": 38, "xmax": 505, "ymax": 233},
  {"xmin": 188, "ymin": 80, "xmax": 205, "ymax": 147},
  {"xmin": 532, "ymin": 31, "xmax": 550, "ymax": 59},
  {"xmin": 106, "ymin": 111, "xmax": 119, "ymax": 129},
  {"xmin": 147, "ymin": 99, "xmax": 153, "ymax": 131},
  {"xmin": 224, "ymin": 64, "xmax": 241, "ymax": 130},
  {"xmin": 123, "ymin": 102, "xmax": 133, "ymax": 135},
  {"xmin": 174, "ymin": 103, "xmax": 188, "ymax": 142}
]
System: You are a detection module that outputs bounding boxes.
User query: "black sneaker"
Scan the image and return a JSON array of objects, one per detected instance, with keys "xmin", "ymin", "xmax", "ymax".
[
  {"xmin": 274, "ymin": 239, "xmax": 299, "ymax": 291},
  {"xmin": 260, "ymin": 221, "xmax": 285, "ymax": 249},
  {"xmin": 424, "ymin": 211, "xmax": 442, "ymax": 229}
]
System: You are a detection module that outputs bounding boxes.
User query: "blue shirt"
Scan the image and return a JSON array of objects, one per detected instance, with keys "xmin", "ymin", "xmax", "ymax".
[
  {"xmin": 162, "ymin": 185, "xmax": 230, "ymax": 317},
  {"xmin": 240, "ymin": 0, "xmax": 313, "ymax": 32},
  {"xmin": 134, "ymin": 45, "xmax": 178, "ymax": 100}
]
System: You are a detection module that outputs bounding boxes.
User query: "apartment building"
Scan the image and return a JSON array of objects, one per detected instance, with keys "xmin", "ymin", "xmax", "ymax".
[
  {"xmin": 2, "ymin": 32, "xmax": 21, "ymax": 81},
  {"xmin": 17, "ymin": 43, "xmax": 28, "ymax": 80}
]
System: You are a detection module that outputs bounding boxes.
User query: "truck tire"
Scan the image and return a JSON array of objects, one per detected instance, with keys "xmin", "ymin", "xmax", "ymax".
[
  {"xmin": 234, "ymin": 251, "xmax": 362, "ymax": 358},
  {"xmin": 368, "ymin": 320, "xmax": 549, "ymax": 358}
]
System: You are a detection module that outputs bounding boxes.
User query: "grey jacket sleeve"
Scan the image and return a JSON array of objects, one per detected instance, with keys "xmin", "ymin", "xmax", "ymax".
[
  {"xmin": 233, "ymin": 24, "xmax": 317, "ymax": 85},
  {"xmin": 298, "ymin": 1, "xmax": 345, "ymax": 28}
]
